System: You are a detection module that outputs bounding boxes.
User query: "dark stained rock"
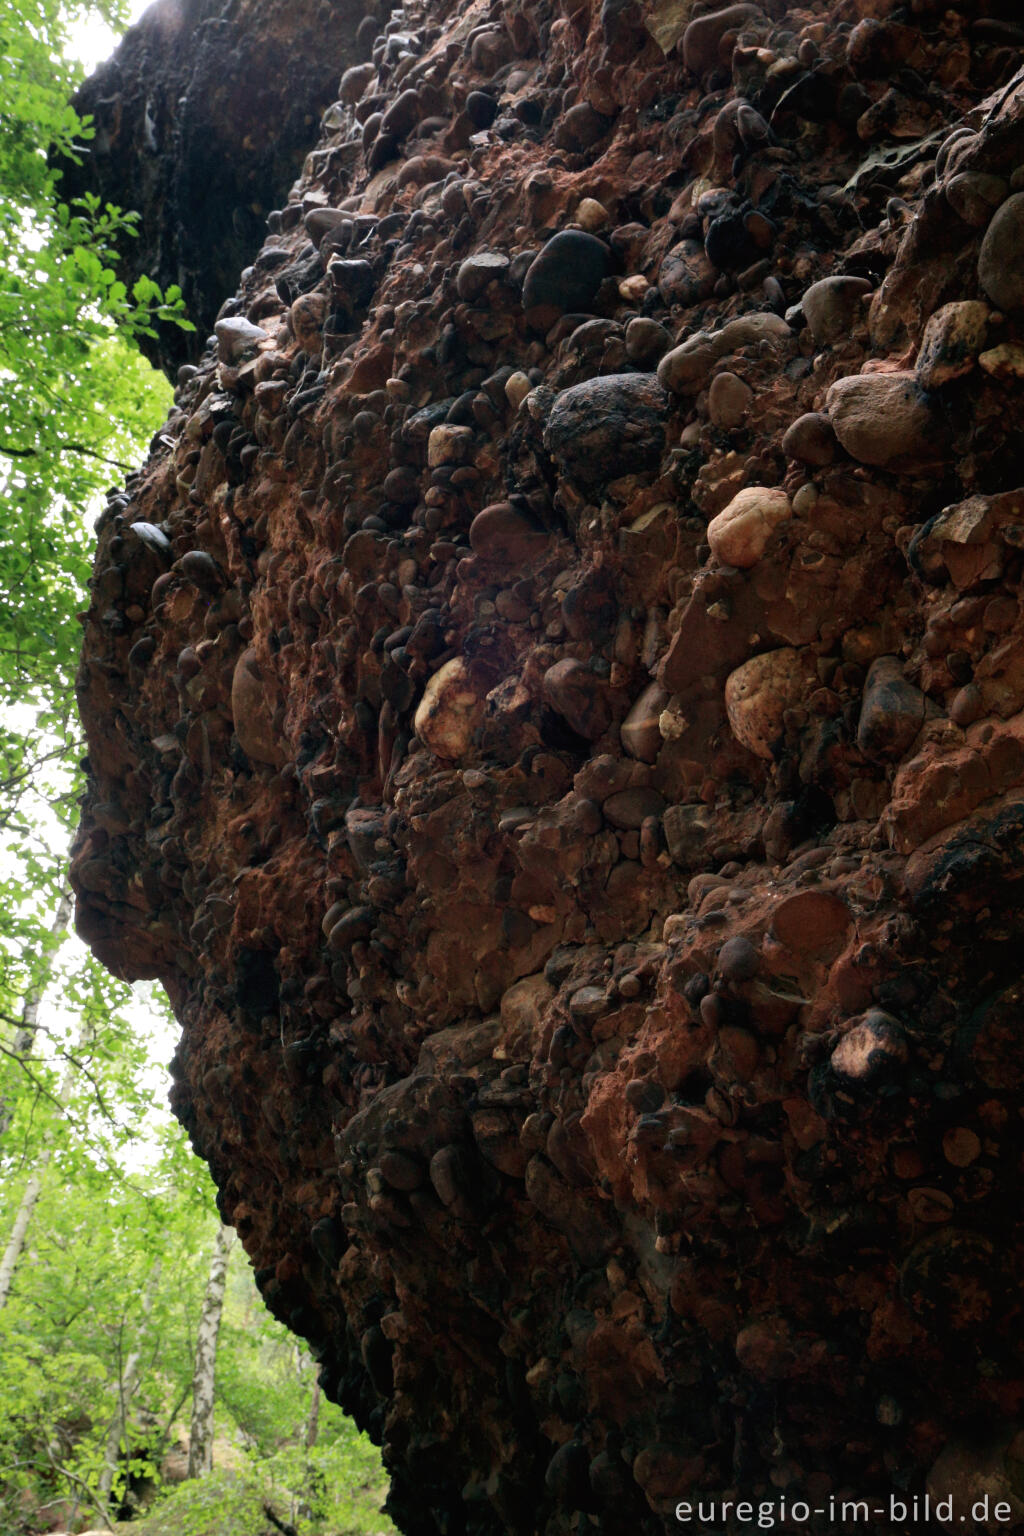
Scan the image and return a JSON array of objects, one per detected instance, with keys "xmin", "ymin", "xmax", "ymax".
[
  {"xmin": 856, "ymin": 655, "xmax": 930, "ymax": 762},
  {"xmin": 543, "ymin": 373, "xmax": 668, "ymax": 489},
  {"xmin": 978, "ymin": 191, "xmax": 1024, "ymax": 315},
  {"xmin": 521, "ymin": 230, "xmax": 613, "ymax": 312}
]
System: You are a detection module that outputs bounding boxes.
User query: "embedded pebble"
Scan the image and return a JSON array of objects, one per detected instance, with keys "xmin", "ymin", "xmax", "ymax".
[
  {"xmin": 707, "ymin": 371, "xmax": 752, "ymax": 429},
  {"xmin": 682, "ymin": 3, "xmax": 762, "ymax": 76},
  {"xmin": 504, "ymin": 371, "xmax": 532, "ymax": 408},
  {"xmin": 825, "ymin": 372, "xmax": 943, "ymax": 467},
  {"xmin": 413, "ymin": 658, "xmax": 486, "ymax": 760},
  {"xmin": 620, "ymin": 682, "xmax": 670, "ymax": 763},
  {"xmin": 717, "ymin": 935, "xmax": 760, "ymax": 982},
  {"xmin": 724, "ymin": 648, "xmax": 813, "ymax": 759},
  {"xmin": 231, "ymin": 649, "xmax": 283, "ymax": 767},
  {"xmin": 521, "ymin": 230, "xmax": 613, "ymax": 312},
  {"xmin": 543, "ymin": 658, "xmax": 609, "ymax": 740},
  {"xmin": 602, "ymin": 787, "xmax": 666, "ymax": 830},
  {"xmin": 782, "ymin": 412, "xmax": 837, "ymax": 466},
  {"xmin": 801, "ymin": 275, "xmax": 872, "ymax": 346},
  {"xmin": 427, "ymin": 424, "xmax": 474, "ymax": 466},
  {"xmin": 915, "ymin": 301, "xmax": 989, "ymax": 390},
  {"xmin": 978, "ymin": 191, "xmax": 1024, "ymax": 314},
  {"xmin": 456, "ymin": 251, "xmax": 510, "ymax": 301},
  {"xmin": 555, "ymin": 102, "xmax": 613, "ymax": 152},
  {"xmin": 658, "ymin": 312, "xmax": 791, "ymax": 395},
  {"xmin": 945, "ymin": 172, "xmax": 1007, "ymax": 228},
  {"xmin": 830, "ymin": 1010, "xmax": 907, "ymax": 1083},
  {"xmin": 706, "ymin": 486, "xmax": 792, "ymax": 569},
  {"xmin": 215, "ymin": 315, "xmax": 268, "ymax": 363},
  {"xmin": 856, "ymin": 656, "xmax": 930, "ymax": 762},
  {"xmin": 543, "ymin": 374, "xmax": 668, "ymax": 490},
  {"xmin": 625, "ymin": 317, "xmax": 671, "ymax": 366},
  {"xmin": 574, "ymin": 197, "xmax": 609, "ymax": 232},
  {"xmin": 469, "ymin": 502, "xmax": 550, "ymax": 565}
]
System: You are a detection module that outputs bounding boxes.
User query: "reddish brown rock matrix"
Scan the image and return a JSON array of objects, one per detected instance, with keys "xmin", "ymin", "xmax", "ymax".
[{"xmin": 72, "ymin": 0, "xmax": 1024, "ymax": 1530}]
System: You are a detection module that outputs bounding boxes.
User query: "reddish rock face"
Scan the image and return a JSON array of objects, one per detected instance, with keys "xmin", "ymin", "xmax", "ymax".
[{"xmin": 72, "ymin": 0, "xmax": 1024, "ymax": 1529}]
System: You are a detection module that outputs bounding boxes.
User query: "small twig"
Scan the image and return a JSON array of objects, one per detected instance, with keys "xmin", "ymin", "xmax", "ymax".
[{"xmin": 40, "ymin": 1441, "xmax": 115, "ymax": 1532}]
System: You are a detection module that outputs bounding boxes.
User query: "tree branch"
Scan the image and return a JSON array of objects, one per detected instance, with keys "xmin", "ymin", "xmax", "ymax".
[
  {"xmin": 40, "ymin": 1441, "xmax": 115, "ymax": 1532},
  {"xmin": 0, "ymin": 440, "xmax": 134, "ymax": 471},
  {"xmin": 263, "ymin": 1505, "xmax": 298, "ymax": 1536}
]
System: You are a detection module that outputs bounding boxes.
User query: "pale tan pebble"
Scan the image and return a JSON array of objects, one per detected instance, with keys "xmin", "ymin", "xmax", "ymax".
[
  {"xmin": 725, "ymin": 648, "xmax": 813, "ymax": 758},
  {"xmin": 707, "ymin": 486, "xmax": 792, "ymax": 568}
]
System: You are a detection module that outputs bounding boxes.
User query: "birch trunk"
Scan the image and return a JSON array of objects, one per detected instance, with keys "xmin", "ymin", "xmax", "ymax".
[
  {"xmin": 187, "ymin": 1223, "xmax": 234, "ymax": 1478},
  {"xmin": 97, "ymin": 1258, "xmax": 163, "ymax": 1504},
  {"xmin": 0, "ymin": 1159, "xmax": 49, "ymax": 1308},
  {"xmin": 0, "ymin": 892, "xmax": 77, "ymax": 1310},
  {"xmin": 305, "ymin": 1377, "xmax": 320, "ymax": 1450},
  {"xmin": 0, "ymin": 887, "xmax": 72, "ymax": 1136}
]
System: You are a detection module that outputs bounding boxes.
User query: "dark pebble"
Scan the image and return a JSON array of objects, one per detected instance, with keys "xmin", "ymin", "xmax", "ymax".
[{"xmin": 522, "ymin": 230, "xmax": 613, "ymax": 312}]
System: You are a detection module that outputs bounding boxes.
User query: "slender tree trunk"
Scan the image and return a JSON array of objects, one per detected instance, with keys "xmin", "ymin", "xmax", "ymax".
[
  {"xmin": 0, "ymin": 887, "xmax": 72, "ymax": 1135},
  {"xmin": 0, "ymin": 1157, "xmax": 50, "ymax": 1307},
  {"xmin": 97, "ymin": 1259, "xmax": 163, "ymax": 1504},
  {"xmin": 187, "ymin": 1223, "xmax": 234, "ymax": 1478},
  {"xmin": 0, "ymin": 893, "xmax": 77, "ymax": 1311},
  {"xmin": 305, "ymin": 1377, "xmax": 320, "ymax": 1450}
]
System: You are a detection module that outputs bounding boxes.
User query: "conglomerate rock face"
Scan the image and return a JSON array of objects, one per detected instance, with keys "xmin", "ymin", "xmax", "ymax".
[{"xmin": 72, "ymin": 0, "xmax": 1024, "ymax": 1530}]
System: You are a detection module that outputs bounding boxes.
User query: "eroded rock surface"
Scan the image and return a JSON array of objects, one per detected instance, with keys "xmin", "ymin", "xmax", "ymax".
[{"xmin": 72, "ymin": 0, "xmax": 1024, "ymax": 1530}]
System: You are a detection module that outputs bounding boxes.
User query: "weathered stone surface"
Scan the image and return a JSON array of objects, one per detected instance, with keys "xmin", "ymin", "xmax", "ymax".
[{"xmin": 69, "ymin": 5, "xmax": 1024, "ymax": 1532}]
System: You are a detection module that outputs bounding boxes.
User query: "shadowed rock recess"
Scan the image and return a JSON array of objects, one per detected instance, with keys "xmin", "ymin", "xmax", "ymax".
[
  {"xmin": 60, "ymin": 0, "xmax": 367, "ymax": 375},
  {"xmin": 72, "ymin": 0, "xmax": 1024, "ymax": 1530}
]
